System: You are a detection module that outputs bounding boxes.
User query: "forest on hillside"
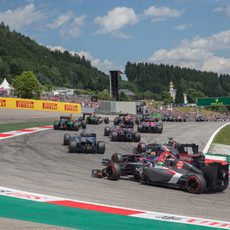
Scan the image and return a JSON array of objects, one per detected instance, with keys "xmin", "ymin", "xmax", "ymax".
[
  {"xmin": 0, "ymin": 22, "xmax": 108, "ymax": 91},
  {"xmin": 1, "ymin": 22, "xmax": 230, "ymax": 102},
  {"xmin": 124, "ymin": 62, "xmax": 230, "ymax": 100}
]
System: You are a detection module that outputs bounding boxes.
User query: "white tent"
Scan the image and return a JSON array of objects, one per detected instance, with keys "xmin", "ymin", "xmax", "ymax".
[{"xmin": 0, "ymin": 78, "xmax": 14, "ymax": 95}]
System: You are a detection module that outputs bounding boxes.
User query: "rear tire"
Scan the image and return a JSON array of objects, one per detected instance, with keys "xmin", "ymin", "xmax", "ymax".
[
  {"xmin": 185, "ymin": 174, "xmax": 206, "ymax": 194},
  {"xmin": 73, "ymin": 122, "xmax": 79, "ymax": 131},
  {"xmin": 114, "ymin": 117, "xmax": 119, "ymax": 125},
  {"xmin": 137, "ymin": 124, "xmax": 142, "ymax": 132},
  {"xmin": 63, "ymin": 134, "xmax": 70, "ymax": 145},
  {"xmin": 106, "ymin": 163, "xmax": 121, "ymax": 180},
  {"xmin": 104, "ymin": 117, "xmax": 109, "ymax": 124},
  {"xmin": 111, "ymin": 153, "xmax": 123, "ymax": 163},
  {"xmin": 137, "ymin": 142, "xmax": 146, "ymax": 153},
  {"xmin": 53, "ymin": 121, "xmax": 59, "ymax": 130},
  {"xmin": 69, "ymin": 141, "xmax": 77, "ymax": 153},
  {"xmin": 104, "ymin": 126, "xmax": 110, "ymax": 136},
  {"xmin": 134, "ymin": 132, "xmax": 141, "ymax": 142},
  {"xmin": 111, "ymin": 131, "xmax": 118, "ymax": 141},
  {"xmin": 81, "ymin": 121, "xmax": 87, "ymax": 129},
  {"xmin": 97, "ymin": 141, "xmax": 105, "ymax": 154}
]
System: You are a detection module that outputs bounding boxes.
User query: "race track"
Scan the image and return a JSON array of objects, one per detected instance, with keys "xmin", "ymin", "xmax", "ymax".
[{"xmin": 0, "ymin": 119, "xmax": 229, "ymax": 223}]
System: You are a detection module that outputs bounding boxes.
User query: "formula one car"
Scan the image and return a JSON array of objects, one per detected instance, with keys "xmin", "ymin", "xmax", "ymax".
[
  {"xmin": 134, "ymin": 139, "xmax": 205, "ymax": 169},
  {"xmin": 114, "ymin": 113, "xmax": 135, "ymax": 126},
  {"xmin": 137, "ymin": 119, "xmax": 163, "ymax": 133},
  {"xmin": 67, "ymin": 131, "xmax": 105, "ymax": 154},
  {"xmin": 53, "ymin": 115, "xmax": 86, "ymax": 131},
  {"xmin": 196, "ymin": 115, "xmax": 208, "ymax": 122},
  {"xmin": 110, "ymin": 125, "xmax": 141, "ymax": 142},
  {"xmin": 82, "ymin": 113, "xmax": 109, "ymax": 125},
  {"xmin": 92, "ymin": 150, "xmax": 229, "ymax": 193}
]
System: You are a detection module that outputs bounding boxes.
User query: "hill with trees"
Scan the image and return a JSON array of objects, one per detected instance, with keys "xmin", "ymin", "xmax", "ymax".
[
  {"xmin": 1, "ymin": 22, "xmax": 230, "ymax": 103},
  {"xmin": 0, "ymin": 22, "xmax": 108, "ymax": 91},
  {"xmin": 124, "ymin": 62, "xmax": 230, "ymax": 103}
]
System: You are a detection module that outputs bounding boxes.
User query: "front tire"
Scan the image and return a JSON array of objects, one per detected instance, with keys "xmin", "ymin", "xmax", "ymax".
[
  {"xmin": 111, "ymin": 153, "xmax": 123, "ymax": 163},
  {"xmin": 106, "ymin": 163, "xmax": 121, "ymax": 180},
  {"xmin": 97, "ymin": 141, "xmax": 105, "ymax": 154},
  {"xmin": 69, "ymin": 141, "xmax": 77, "ymax": 153},
  {"xmin": 63, "ymin": 134, "xmax": 70, "ymax": 145}
]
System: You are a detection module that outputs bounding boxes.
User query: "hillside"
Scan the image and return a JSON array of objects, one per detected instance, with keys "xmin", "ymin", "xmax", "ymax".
[
  {"xmin": 125, "ymin": 62, "xmax": 230, "ymax": 100},
  {"xmin": 0, "ymin": 22, "xmax": 108, "ymax": 91}
]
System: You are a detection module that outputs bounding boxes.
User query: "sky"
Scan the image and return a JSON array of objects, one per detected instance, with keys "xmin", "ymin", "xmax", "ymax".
[{"xmin": 0, "ymin": 0, "xmax": 230, "ymax": 75}]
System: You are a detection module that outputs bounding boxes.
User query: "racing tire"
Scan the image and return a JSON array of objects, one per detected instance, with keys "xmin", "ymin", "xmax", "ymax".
[
  {"xmin": 73, "ymin": 122, "xmax": 79, "ymax": 131},
  {"xmin": 111, "ymin": 153, "xmax": 123, "ymax": 163},
  {"xmin": 134, "ymin": 132, "xmax": 141, "ymax": 142},
  {"xmin": 114, "ymin": 117, "xmax": 119, "ymax": 125},
  {"xmin": 104, "ymin": 117, "xmax": 109, "ymax": 124},
  {"xmin": 69, "ymin": 140, "xmax": 77, "ymax": 153},
  {"xmin": 81, "ymin": 121, "xmax": 87, "ymax": 129},
  {"xmin": 97, "ymin": 141, "xmax": 105, "ymax": 154},
  {"xmin": 111, "ymin": 131, "xmax": 118, "ymax": 141},
  {"xmin": 137, "ymin": 142, "xmax": 146, "ymax": 153},
  {"xmin": 53, "ymin": 121, "xmax": 59, "ymax": 130},
  {"xmin": 137, "ymin": 124, "xmax": 142, "ymax": 132},
  {"xmin": 63, "ymin": 134, "xmax": 70, "ymax": 145},
  {"xmin": 106, "ymin": 163, "xmax": 121, "ymax": 180},
  {"xmin": 185, "ymin": 174, "xmax": 206, "ymax": 194},
  {"xmin": 104, "ymin": 126, "xmax": 110, "ymax": 136}
]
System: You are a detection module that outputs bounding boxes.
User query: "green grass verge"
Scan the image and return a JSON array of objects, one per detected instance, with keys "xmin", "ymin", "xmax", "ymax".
[
  {"xmin": 0, "ymin": 121, "xmax": 52, "ymax": 133},
  {"xmin": 213, "ymin": 124, "xmax": 230, "ymax": 145}
]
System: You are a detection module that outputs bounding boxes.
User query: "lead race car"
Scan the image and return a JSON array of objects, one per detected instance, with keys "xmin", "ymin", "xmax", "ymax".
[
  {"xmin": 53, "ymin": 115, "xmax": 86, "ymax": 131},
  {"xmin": 66, "ymin": 130, "xmax": 105, "ymax": 154},
  {"xmin": 92, "ymin": 145, "xmax": 229, "ymax": 193}
]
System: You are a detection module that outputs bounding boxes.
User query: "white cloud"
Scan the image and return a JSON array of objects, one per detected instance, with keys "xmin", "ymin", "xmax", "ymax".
[
  {"xmin": 174, "ymin": 23, "xmax": 192, "ymax": 30},
  {"xmin": 0, "ymin": 3, "xmax": 44, "ymax": 30},
  {"xmin": 143, "ymin": 6, "xmax": 184, "ymax": 22},
  {"xmin": 213, "ymin": 4, "xmax": 230, "ymax": 17},
  {"xmin": 94, "ymin": 7, "xmax": 139, "ymax": 38},
  {"xmin": 47, "ymin": 45, "xmax": 119, "ymax": 73},
  {"xmin": 147, "ymin": 30, "xmax": 230, "ymax": 74},
  {"xmin": 48, "ymin": 11, "xmax": 73, "ymax": 29},
  {"xmin": 66, "ymin": 15, "xmax": 85, "ymax": 37}
]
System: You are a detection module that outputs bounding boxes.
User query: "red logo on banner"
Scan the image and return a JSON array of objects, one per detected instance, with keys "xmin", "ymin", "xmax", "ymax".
[
  {"xmin": 64, "ymin": 104, "xmax": 79, "ymax": 112},
  {"xmin": 42, "ymin": 102, "xmax": 58, "ymax": 110},
  {"xmin": 0, "ymin": 99, "xmax": 6, "ymax": 107},
  {"xmin": 16, "ymin": 100, "xmax": 34, "ymax": 108}
]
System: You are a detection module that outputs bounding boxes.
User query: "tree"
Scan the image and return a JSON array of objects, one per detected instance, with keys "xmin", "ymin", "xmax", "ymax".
[
  {"xmin": 13, "ymin": 71, "xmax": 42, "ymax": 99},
  {"xmin": 175, "ymin": 84, "xmax": 184, "ymax": 104},
  {"xmin": 160, "ymin": 91, "xmax": 173, "ymax": 105}
]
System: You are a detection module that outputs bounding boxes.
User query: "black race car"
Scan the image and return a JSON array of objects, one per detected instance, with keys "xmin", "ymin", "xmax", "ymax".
[
  {"xmin": 114, "ymin": 113, "xmax": 135, "ymax": 126},
  {"xmin": 82, "ymin": 113, "xmax": 109, "ymax": 124},
  {"xmin": 137, "ymin": 118, "xmax": 163, "ymax": 133},
  {"xmin": 196, "ymin": 115, "xmax": 208, "ymax": 122},
  {"xmin": 68, "ymin": 131, "xmax": 105, "ymax": 154},
  {"xmin": 110, "ymin": 125, "xmax": 141, "ymax": 142},
  {"xmin": 53, "ymin": 116, "xmax": 86, "ymax": 131},
  {"xmin": 92, "ymin": 150, "xmax": 229, "ymax": 194}
]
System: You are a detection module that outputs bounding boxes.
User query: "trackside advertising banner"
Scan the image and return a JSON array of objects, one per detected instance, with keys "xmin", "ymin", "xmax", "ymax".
[{"xmin": 0, "ymin": 97, "xmax": 81, "ymax": 114}]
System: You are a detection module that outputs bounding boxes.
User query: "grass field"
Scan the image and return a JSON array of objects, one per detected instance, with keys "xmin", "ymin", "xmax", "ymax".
[
  {"xmin": 213, "ymin": 124, "xmax": 230, "ymax": 145},
  {"xmin": 0, "ymin": 121, "xmax": 52, "ymax": 133}
]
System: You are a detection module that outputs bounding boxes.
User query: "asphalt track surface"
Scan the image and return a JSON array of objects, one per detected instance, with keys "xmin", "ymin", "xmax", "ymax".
[{"xmin": 0, "ymin": 110, "xmax": 229, "ymax": 226}]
